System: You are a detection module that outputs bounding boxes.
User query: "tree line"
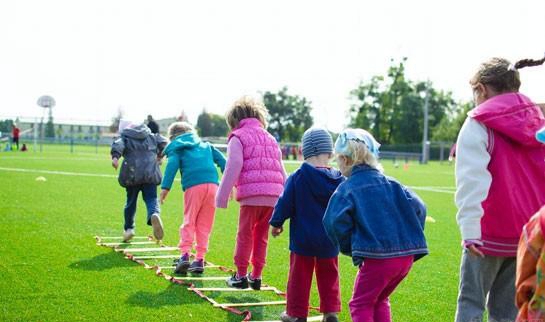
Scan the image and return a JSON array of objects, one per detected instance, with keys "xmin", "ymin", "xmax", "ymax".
[
  {"xmin": 3, "ymin": 58, "xmax": 467, "ymax": 143},
  {"xmin": 197, "ymin": 58, "xmax": 470, "ymax": 143}
]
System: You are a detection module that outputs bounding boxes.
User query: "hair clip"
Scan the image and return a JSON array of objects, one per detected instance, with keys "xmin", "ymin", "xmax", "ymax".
[{"xmin": 507, "ymin": 64, "xmax": 517, "ymax": 72}]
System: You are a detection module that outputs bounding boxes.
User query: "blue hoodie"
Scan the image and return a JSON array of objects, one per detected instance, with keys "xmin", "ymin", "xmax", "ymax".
[
  {"xmin": 270, "ymin": 162, "xmax": 345, "ymax": 258},
  {"xmin": 161, "ymin": 132, "xmax": 226, "ymax": 191}
]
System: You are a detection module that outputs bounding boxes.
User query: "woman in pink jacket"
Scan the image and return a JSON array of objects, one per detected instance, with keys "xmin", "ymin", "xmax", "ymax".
[
  {"xmin": 455, "ymin": 54, "xmax": 545, "ymax": 322},
  {"xmin": 216, "ymin": 96, "xmax": 286, "ymax": 290}
]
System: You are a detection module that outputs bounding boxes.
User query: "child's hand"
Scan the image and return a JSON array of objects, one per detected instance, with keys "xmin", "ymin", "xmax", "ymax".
[
  {"xmin": 112, "ymin": 158, "xmax": 119, "ymax": 170},
  {"xmin": 468, "ymin": 244, "xmax": 484, "ymax": 258},
  {"xmin": 230, "ymin": 187, "xmax": 236, "ymax": 200},
  {"xmin": 156, "ymin": 156, "xmax": 163, "ymax": 166},
  {"xmin": 271, "ymin": 226, "xmax": 283, "ymax": 237},
  {"xmin": 160, "ymin": 189, "xmax": 169, "ymax": 204}
]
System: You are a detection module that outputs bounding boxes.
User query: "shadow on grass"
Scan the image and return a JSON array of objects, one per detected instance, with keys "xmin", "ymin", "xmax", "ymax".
[
  {"xmin": 68, "ymin": 251, "xmax": 134, "ymax": 271},
  {"xmin": 126, "ymin": 284, "xmax": 203, "ymax": 308},
  {"xmin": 221, "ymin": 295, "xmax": 265, "ymax": 321}
]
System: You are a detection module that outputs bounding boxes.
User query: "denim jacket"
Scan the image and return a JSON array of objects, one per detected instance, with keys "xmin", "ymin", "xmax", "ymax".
[{"xmin": 323, "ymin": 165, "xmax": 428, "ymax": 266}]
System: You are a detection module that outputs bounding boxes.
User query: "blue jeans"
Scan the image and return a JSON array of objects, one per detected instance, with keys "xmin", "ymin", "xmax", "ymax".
[{"xmin": 124, "ymin": 183, "xmax": 160, "ymax": 231}]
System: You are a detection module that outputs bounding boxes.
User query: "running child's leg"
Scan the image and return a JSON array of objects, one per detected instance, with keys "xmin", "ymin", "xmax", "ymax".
[
  {"xmin": 315, "ymin": 256, "xmax": 341, "ymax": 315},
  {"xmin": 194, "ymin": 184, "xmax": 217, "ymax": 260},
  {"xmin": 249, "ymin": 206, "xmax": 273, "ymax": 279},
  {"xmin": 124, "ymin": 186, "xmax": 140, "ymax": 230}
]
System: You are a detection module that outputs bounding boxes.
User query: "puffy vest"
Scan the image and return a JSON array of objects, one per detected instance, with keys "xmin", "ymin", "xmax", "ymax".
[{"xmin": 228, "ymin": 118, "xmax": 284, "ymax": 200}]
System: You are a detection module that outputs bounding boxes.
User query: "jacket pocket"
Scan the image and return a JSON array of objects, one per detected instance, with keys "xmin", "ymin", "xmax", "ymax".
[{"xmin": 119, "ymin": 158, "xmax": 137, "ymax": 187}]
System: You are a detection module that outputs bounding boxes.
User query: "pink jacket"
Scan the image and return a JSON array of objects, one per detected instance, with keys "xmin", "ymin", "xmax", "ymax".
[
  {"xmin": 228, "ymin": 118, "xmax": 284, "ymax": 201},
  {"xmin": 470, "ymin": 93, "xmax": 545, "ymax": 256}
]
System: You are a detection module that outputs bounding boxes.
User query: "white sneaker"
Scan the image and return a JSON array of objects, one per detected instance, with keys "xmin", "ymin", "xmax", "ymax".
[
  {"xmin": 150, "ymin": 213, "xmax": 164, "ymax": 240},
  {"xmin": 123, "ymin": 229, "xmax": 135, "ymax": 242}
]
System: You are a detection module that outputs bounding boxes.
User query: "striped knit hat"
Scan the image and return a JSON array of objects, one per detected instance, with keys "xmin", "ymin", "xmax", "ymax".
[{"xmin": 301, "ymin": 127, "xmax": 334, "ymax": 159}]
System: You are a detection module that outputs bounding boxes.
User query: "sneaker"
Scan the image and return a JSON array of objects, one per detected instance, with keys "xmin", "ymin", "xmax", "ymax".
[
  {"xmin": 322, "ymin": 313, "xmax": 339, "ymax": 322},
  {"xmin": 123, "ymin": 229, "xmax": 135, "ymax": 242},
  {"xmin": 247, "ymin": 273, "xmax": 261, "ymax": 290},
  {"xmin": 188, "ymin": 259, "xmax": 204, "ymax": 274},
  {"xmin": 174, "ymin": 253, "xmax": 190, "ymax": 274},
  {"xmin": 150, "ymin": 213, "xmax": 164, "ymax": 240},
  {"xmin": 226, "ymin": 273, "xmax": 248, "ymax": 289},
  {"xmin": 280, "ymin": 312, "xmax": 307, "ymax": 322}
]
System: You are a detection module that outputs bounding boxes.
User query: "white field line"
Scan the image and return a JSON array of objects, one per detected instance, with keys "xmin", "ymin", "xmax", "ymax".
[
  {"xmin": 0, "ymin": 167, "xmax": 116, "ymax": 178},
  {"xmin": 409, "ymin": 186, "xmax": 455, "ymax": 194},
  {"xmin": 1, "ymin": 166, "xmax": 456, "ymax": 194},
  {"xmin": 0, "ymin": 156, "xmax": 107, "ymax": 161}
]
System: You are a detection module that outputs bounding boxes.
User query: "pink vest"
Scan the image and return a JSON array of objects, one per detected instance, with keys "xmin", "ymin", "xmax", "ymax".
[
  {"xmin": 228, "ymin": 118, "xmax": 284, "ymax": 200},
  {"xmin": 471, "ymin": 93, "xmax": 545, "ymax": 256}
]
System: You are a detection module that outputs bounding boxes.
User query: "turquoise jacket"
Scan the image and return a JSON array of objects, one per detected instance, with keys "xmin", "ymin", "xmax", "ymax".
[{"xmin": 161, "ymin": 132, "xmax": 226, "ymax": 191}]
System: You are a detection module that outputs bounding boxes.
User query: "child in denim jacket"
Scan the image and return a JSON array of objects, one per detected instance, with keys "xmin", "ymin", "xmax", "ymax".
[{"xmin": 323, "ymin": 128, "xmax": 428, "ymax": 322}]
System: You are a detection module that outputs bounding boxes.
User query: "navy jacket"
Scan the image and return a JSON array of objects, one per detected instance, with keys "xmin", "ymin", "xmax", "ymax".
[
  {"xmin": 323, "ymin": 165, "xmax": 428, "ymax": 266},
  {"xmin": 270, "ymin": 162, "xmax": 345, "ymax": 258}
]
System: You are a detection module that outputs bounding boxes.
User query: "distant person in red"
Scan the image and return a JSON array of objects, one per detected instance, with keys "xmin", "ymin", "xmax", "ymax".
[
  {"xmin": 449, "ymin": 143, "xmax": 457, "ymax": 162},
  {"xmin": 12, "ymin": 124, "xmax": 20, "ymax": 150}
]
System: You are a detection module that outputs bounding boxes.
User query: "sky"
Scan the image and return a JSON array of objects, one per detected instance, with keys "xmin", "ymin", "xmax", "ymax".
[{"xmin": 1, "ymin": 0, "xmax": 544, "ymax": 131}]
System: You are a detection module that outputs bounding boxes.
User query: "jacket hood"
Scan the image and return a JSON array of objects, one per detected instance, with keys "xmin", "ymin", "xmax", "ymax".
[
  {"xmin": 164, "ymin": 132, "xmax": 201, "ymax": 155},
  {"xmin": 121, "ymin": 124, "xmax": 152, "ymax": 140},
  {"xmin": 300, "ymin": 162, "xmax": 344, "ymax": 201},
  {"xmin": 469, "ymin": 93, "xmax": 545, "ymax": 147}
]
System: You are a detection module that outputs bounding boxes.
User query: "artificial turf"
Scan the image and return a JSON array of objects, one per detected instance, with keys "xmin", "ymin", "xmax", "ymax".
[{"xmin": 0, "ymin": 145, "xmax": 460, "ymax": 321}]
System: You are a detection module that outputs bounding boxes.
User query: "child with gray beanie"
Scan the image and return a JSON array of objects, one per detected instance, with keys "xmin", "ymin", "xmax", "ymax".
[{"xmin": 270, "ymin": 127, "xmax": 345, "ymax": 322}]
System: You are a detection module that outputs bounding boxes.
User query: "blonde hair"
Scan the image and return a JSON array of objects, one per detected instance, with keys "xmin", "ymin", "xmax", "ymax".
[
  {"xmin": 339, "ymin": 140, "xmax": 383, "ymax": 173},
  {"xmin": 225, "ymin": 96, "xmax": 269, "ymax": 130},
  {"xmin": 167, "ymin": 121, "xmax": 194, "ymax": 140},
  {"xmin": 470, "ymin": 55, "xmax": 545, "ymax": 93}
]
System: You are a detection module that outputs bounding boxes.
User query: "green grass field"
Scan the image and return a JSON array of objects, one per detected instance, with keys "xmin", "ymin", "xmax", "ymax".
[{"xmin": 0, "ymin": 147, "xmax": 460, "ymax": 321}]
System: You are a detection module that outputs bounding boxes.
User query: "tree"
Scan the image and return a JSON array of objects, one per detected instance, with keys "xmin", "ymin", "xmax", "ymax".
[
  {"xmin": 349, "ymin": 58, "xmax": 459, "ymax": 144},
  {"xmin": 432, "ymin": 102, "xmax": 473, "ymax": 142},
  {"xmin": 45, "ymin": 109, "xmax": 55, "ymax": 138},
  {"xmin": 196, "ymin": 109, "xmax": 213, "ymax": 137},
  {"xmin": 0, "ymin": 119, "xmax": 14, "ymax": 134},
  {"xmin": 110, "ymin": 107, "xmax": 124, "ymax": 133},
  {"xmin": 263, "ymin": 87, "xmax": 313, "ymax": 142},
  {"xmin": 210, "ymin": 114, "xmax": 229, "ymax": 137}
]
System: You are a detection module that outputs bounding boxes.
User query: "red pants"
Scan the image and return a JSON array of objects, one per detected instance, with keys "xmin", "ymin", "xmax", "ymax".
[
  {"xmin": 287, "ymin": 253, "xmax": 341, "ymax": 317},
  {"xmin": 234, "ymin": 205, "xmax": 273, "ymax": 278}
]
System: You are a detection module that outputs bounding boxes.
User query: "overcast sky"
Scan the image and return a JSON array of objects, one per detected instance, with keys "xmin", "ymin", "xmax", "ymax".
[{"xmin": 1, "ymin": 0, "xmax": 544, "ymax": 131}]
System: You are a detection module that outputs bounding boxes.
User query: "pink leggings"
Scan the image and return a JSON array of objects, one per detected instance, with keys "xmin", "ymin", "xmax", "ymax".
[
  {"xmin": 350, "ymin": 256, "xmax": 414, "ymax": 322},
  {"xmin": 179, "ymin": 183, "xmax": 217, "ymax": 260},
  {"xmin": 234, "ymin": 205, "xmax": 273, "ymax": 278}
]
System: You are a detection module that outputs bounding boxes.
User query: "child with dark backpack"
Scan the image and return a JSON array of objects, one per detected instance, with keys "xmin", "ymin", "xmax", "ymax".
[
  {"xmin": 111, "ymin": 120, "xmax": 168, "ymax": 242},
  {"xmin": 270, "ymin": 127, "xmax": 344, "ymax": 322}
]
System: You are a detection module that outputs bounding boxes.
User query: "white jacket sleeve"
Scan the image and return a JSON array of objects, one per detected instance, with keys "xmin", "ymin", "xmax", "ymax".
[{"xmin": 455, "ymin": 117, "xmax": 492, "ymax": 241}]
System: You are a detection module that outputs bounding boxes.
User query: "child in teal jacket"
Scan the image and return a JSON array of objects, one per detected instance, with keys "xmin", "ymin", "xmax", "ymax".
[{"xmin": 160, "ymin": 122, "xmax": 226, "ymax": 274}]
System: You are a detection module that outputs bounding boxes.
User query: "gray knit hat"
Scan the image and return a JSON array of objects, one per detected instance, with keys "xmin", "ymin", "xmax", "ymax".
[{"xmin": 301, "ymin": 127, "xmax": 334, "ymax": 159}]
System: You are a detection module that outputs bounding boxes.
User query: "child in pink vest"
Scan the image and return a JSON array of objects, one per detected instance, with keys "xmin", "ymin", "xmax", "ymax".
[
  {"xmin": 216, "ymin": 96, "xmax": 286, "ymax": 289},
  {"xmin": 455, "ymin": 55, "xmax": 545, "ymax": 322}
]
